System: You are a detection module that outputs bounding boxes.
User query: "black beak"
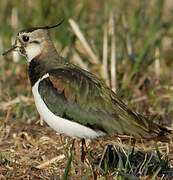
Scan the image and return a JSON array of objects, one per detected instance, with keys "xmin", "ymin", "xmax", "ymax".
[{"xmin": 2, "ymin": 44, "xmax": 17, "ymax": 56}]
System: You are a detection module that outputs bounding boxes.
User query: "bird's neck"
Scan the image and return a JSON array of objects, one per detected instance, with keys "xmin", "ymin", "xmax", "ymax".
[
  {"xmin": 28, "ymin": 59, "xmax": 46, "ymax": 86},
  {"xmin": 28, "ymin": 50, "xmax": 68, "ymax": 87},
  {"xmin": 39, "ymin": 38, "xmax": 58, "ymax": 60},
  {"xmin": 28, "ymin": 37, "xmax": 73, "ymax": 86},
  {"xmin": 28, "ymin": 38, "xmax": 59, "ymax": 86}
]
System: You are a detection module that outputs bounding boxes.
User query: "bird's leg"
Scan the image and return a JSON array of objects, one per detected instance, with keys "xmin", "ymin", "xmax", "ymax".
[
  {"xmin": 73, "ymin": 138, "xmax": 88, "ymax": 177},
  {"xmin": 81, "ymin": 138, "xmax": 87, "ymax": 163}
]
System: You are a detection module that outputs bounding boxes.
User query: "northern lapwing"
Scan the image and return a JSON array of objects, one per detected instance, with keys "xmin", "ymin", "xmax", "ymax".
[{"xmin": 2, "ymin": 20, "xmax": 170, "ymax": 147}]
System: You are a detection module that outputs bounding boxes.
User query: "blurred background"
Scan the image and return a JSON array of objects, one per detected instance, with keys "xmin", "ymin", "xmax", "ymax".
[
  {"xmin": 0, "ymin": 0, "xmax": 173, "ymax": 123},
  {"xmin": 0, "ymin": 0, "xmax": 173, "ymax": 179}
]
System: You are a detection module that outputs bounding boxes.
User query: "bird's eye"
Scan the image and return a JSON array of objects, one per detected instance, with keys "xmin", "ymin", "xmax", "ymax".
[{"xmin": 22, "ymin": 35, "xmax": 29, "ymax": 42}]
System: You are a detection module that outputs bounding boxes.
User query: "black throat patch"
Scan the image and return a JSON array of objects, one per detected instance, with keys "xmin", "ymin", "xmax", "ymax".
[{"xmin": 28, "ymin": 59, "xmax": 46, "ymax": 86}]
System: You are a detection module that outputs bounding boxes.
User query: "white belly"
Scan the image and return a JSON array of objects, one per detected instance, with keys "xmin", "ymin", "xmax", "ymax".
[{"xmin": 32, "ymin": 73, "xmax": 105, "ymax": 138}]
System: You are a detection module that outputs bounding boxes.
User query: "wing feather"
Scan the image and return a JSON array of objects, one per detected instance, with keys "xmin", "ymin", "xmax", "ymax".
[{"xmin": 37, "ymin": 66, "xmax": 165, "ymax": 138}]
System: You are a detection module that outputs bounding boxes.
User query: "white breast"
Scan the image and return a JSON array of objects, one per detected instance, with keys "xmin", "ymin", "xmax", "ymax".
[{"xmin": 32, "ymin": 73, "xmax": 105, "ymax": 138}]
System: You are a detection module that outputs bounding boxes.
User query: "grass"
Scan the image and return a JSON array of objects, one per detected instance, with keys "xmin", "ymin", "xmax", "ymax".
[{"xmin": 0, "ymin": 0, "xmax": 173, "ymax": 179}]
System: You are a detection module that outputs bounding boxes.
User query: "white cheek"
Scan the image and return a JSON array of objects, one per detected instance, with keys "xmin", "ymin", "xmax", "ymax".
[{"xmin": 26, "ymin": 44, "xmax": 42, "ymax": 62}]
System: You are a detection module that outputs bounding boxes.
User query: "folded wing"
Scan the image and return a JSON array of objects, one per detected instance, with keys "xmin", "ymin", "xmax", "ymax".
[{"xmin": 38, "ymin": 66, "xmax": 168, "ymax": 139}]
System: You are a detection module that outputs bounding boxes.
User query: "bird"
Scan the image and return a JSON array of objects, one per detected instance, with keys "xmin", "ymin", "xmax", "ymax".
[{"xmin": 2, "ymin": 20, "xmax": 170, "ymax": 143}]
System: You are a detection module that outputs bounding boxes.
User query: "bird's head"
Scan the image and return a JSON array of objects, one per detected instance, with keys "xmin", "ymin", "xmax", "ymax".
[{"xmin": 2, "ymin": 20, "xmax": 64, "ymax": 62}]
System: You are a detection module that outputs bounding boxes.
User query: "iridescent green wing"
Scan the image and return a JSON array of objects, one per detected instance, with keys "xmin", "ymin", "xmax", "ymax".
[{"xmin": 38, "ymin": 66, "xmax": 162, "ymax": 138}]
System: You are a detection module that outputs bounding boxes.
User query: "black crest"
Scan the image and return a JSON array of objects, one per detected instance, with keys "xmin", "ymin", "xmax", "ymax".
[{"xmin": 18, "ymin": 19, "xmax": 64, "ymax": 34}]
